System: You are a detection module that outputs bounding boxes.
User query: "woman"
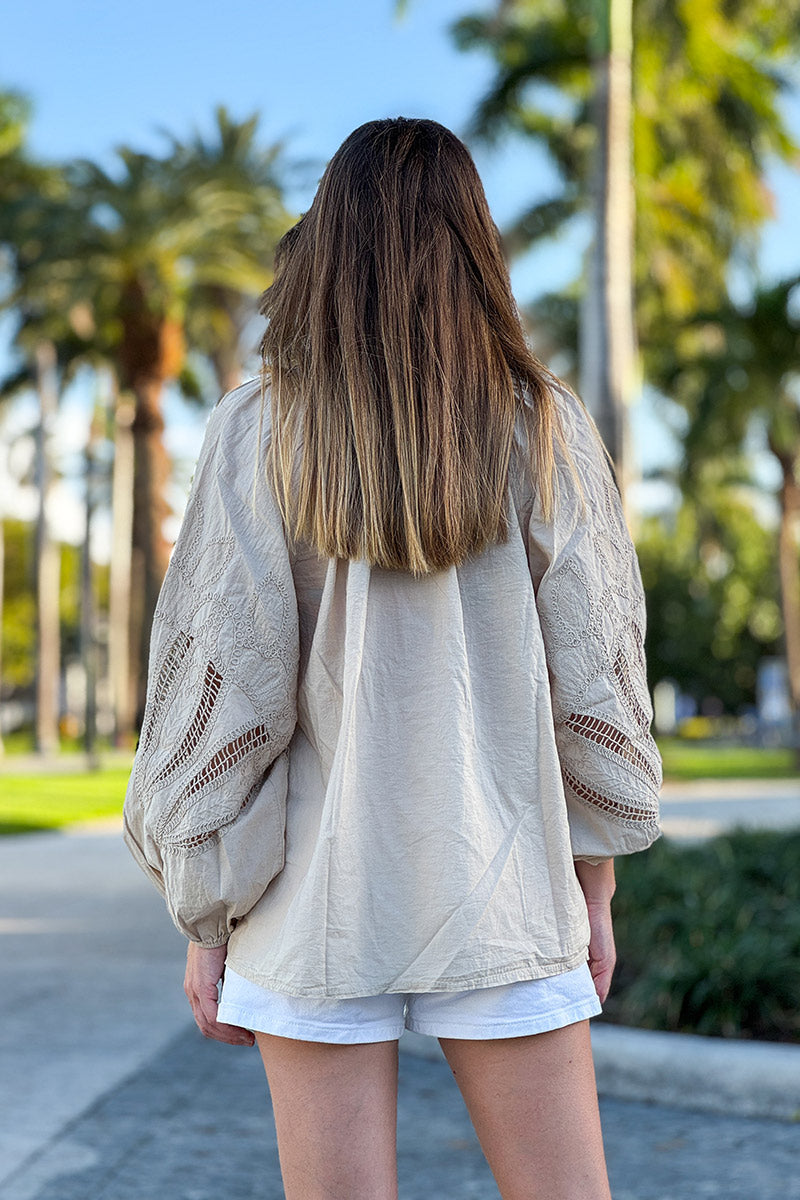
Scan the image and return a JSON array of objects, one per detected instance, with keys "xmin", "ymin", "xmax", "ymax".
[{"xmin": 124, "ymin": 116, "xmax": 661, "ymax": 1199}]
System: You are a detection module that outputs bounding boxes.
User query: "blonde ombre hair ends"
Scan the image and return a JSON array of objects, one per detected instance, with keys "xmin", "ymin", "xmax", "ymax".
[{"xmin": 259, "ymin": 117, "xmax": 568, "ymax": 577}]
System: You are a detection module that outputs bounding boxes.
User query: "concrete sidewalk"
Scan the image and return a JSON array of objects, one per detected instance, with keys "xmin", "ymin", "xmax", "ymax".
[
  {"xmin": 1, "ymin": 825, "xmax": 799, "ymax": 1198},
  {"xmin": 0, "ymin": 827, "xmax": 189, "ymax": 1184},
  {"xmin": 659, "ymin": 777, "xmax": 800, "ymax": 841},
  {"xmin": 2, "ymin": 1020, "xmax": 799, "ymax": 1200}
]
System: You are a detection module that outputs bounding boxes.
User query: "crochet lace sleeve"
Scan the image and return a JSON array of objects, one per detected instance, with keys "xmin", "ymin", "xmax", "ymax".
[
  {"xmin": 123, "ymin": 386, "xmax": 299, "ymax": 946},
  {"xmin": 527, "ymin": 387, "xmax": 662, "ymax": 862}
]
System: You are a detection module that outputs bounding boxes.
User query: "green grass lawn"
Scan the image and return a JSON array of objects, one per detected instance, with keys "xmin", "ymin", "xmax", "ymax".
[
  {"xmin": 658, "ymin": 739, "xmax": 798, "ymax": 781},
  {"xmin": 0, "ymin": 769, "xmax": 131, "ymax": 835},
  {"xmin": 0, "ymin": 740, "xmax": 795, "ymax": 836}
]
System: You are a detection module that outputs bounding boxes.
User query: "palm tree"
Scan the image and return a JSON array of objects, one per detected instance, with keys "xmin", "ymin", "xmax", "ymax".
[
  {"xmin": 445, "ymin": 0, "xmax": 800, "ymax": 498},
  {"xmin": 0, "ymin": 91, "xmax": 31, "ymax": 754},
  {"xmin": 31, "ymin": 340, "xmax": 60, "ymax": 753},
  {"xmin": 107, "ymin": 381, "xmax": 136, "ymax": 745},
  {"xmin": 581, "ymin": 0, "xmax": 636, "ymax": 506},
  {"xmin": 0, "ymin": 91, "xmax": 34, "ymax": 754},
  {"xmin": 654, "ymin": 274, "xmax": 800, "ymax": 757},
  {"xmin": 70, "ymin": 150, "xmax": 194, "ymax": 718},
  {"xmin": 167, "ymin": 106, "xmax": 300, "ymax": 393},
  {"xmin": 60, "ymin": 126, "xmax": 297, "ymax": 721},
  {"xmin": 0, "ymin": 91, "xmax": 76, "ymax": 754},
  {"xmin": 0, "ymin": 323, "xmax": 111, "ymax": 755},
  {"xmin": 1, "ymin": 102, "xmax": 299, "ymax": 739}
]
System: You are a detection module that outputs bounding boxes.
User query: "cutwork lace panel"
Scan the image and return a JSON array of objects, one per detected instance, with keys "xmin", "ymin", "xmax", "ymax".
[
  {"xmin": 125, "ymin": 403, "xmax": 300, "ymax": 868},
  {"xmin": 530, "ymin": 388, "xmax": 662, "ymax": 844}
]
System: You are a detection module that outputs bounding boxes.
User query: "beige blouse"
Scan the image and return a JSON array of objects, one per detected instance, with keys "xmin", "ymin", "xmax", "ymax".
[{"xmin": 123, "ymin": 376, "xmax": 662, "ymax": 998}]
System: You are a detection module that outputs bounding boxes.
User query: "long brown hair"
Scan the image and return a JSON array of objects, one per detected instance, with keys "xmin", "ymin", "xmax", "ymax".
[{"xmin": 259, "ymin": 116, "xmax": 568, "ymax": 576}]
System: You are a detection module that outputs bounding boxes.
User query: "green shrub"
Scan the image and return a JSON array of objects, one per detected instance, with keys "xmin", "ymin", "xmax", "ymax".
[{"xmin": 604, "ymin": 829, "xmax": 800, "ymax": 1042}]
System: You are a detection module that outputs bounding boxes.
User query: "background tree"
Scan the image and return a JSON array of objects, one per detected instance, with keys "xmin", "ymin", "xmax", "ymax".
[
  {"xmin": 637, "ymin": 464, "xmax": 783, "ymax": 713},
  {"xmin": 51, "ymin": 124, "xmax": 296, "ymax": 721},
  {"xmin": 0, "ymin": 90, "xmax": 36, "ymax": 754},
  {"xmin": 168, "ymin": 106, "xmax": 301, "ymax": 394},
  {"xmin": 0, "ymin": 90, "xmax": 78, "ymax": 754},
  {"xmin": 1, "ymin": 104, "xmax": 298, "ymax": 742},
  {"xmin": 447, "ymin": 0, "xmax": 800, "ymax": 493},
  {"xmin": 650, "ymin": 274, "xmax": 800, "ymax": 752},
  {"xmin": 0, "ymin": 92, "xmax": 31, "ymax": 754}
]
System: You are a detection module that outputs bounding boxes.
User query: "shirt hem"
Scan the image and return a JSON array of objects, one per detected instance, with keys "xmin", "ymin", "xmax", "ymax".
[{"xmin": 224, "ymin": 944, "xmax": 591, "ymax": 1000}]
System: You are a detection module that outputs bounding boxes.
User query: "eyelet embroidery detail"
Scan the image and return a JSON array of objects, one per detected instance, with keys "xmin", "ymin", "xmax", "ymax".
[
  {"xmin": 167, "ymin": 779, "xmax": 264, "ymax": 853},
  {"xmin": 157, "ymin": 721, "xmax": 276, "ymax": 852},
  {"xmin": 612, "ymin": 642, "xmax": 651, "ymax": 733},
  {"xmin": 147, "ymin": 661, "xmax": 224, "ymax": 791},
  {"xmin": 131, "ymin": 422, "xmax": 298, "ymax": 861},
  {"xmin": 564, "ymin": 713, "xmax": 661, "ymax": 792},
  {"xmin": 527, "ymin": 386, "xmax": 662, "ymax": 830},
  {"xmin": 138, "ymin": 630, "xmax": 193, "ymax": 754},
  {"xmin": 563, "ymin": 769, "xmax": 656, "ymax": 823}
]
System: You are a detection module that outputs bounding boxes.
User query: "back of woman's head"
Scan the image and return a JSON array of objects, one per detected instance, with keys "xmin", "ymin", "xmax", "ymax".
[{"xmin": 260, "ymin": 116, "xmax": 565, "ymax": 576}]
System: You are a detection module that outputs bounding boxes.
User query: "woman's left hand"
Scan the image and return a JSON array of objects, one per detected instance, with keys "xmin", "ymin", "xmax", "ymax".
[
  {"xmin": 574, "ymin": 858, "xmax": 617, "ymax": 1004},
  {"xmin": 184, "ymin": 942, "xmax": 255, "ymax": 1046}
]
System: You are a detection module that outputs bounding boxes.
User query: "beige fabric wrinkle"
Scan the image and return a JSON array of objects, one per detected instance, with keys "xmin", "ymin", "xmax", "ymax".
[{"xmin": 123, "ymin": 376, "xmax": 662, "ymax": 995}]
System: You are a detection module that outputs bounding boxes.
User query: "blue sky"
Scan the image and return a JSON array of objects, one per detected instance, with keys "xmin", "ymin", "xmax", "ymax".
[
  {"xmin": 1, "ymin": 1, "xmax": 569, "ymax": 265},
  {"xmin": 3, "ymin": 1, "xmax": 496, "ymax": 191},
  {"xmin": 4, "ymin": 0, "xmax": 797, "ymax": 277},
  {"xmin": 2, "ymin": 0, "xmax": 799, "ymax": 544}
]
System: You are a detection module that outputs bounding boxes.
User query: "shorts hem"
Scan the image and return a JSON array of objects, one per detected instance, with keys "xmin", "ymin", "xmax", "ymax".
[
  {"xmin": 216, "ymin": 1002, "xmax": 405, "ymax": 1044},
  {"xmin": 405, "ymin": 995, "xmax": 602, "ymax": 1040}
]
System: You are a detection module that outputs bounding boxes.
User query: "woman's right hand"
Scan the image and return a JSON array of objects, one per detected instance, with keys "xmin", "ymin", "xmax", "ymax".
[
  {"xmin": 574, "ymin": 859, "xmax": 617, "ymax": 1003},
  {"xmin": 583, "ymin": 897, "xmax": 616, "ymax": 1003},
  {"xmin": 184, "ymin": 942, "xmax": 255, "ymax": 1047}
]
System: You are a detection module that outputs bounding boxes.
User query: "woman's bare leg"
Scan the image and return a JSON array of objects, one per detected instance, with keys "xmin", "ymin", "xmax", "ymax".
[
  {"xmin": 439, "ymin": 1019, "xmax": 611, "ymax": 1200},
  {"xmin": 255, "ymin": 1033, "xmax": 399, "ymax": 1200}
]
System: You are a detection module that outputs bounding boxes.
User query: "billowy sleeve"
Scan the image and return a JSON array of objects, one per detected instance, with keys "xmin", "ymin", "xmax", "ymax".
[
  {"xmin": 527, "ymin": 386, "xmax": 662, "ymax": 862},
  {"xmin": 123, "ymin": 386, "xmax": 299, "ymax": 946}
]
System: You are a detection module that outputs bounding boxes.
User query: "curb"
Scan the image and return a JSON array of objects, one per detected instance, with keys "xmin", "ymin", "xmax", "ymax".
[
  {"xmin": 660, "ymin": 778, "xmax": 799, "ymax": 798},
  {"xmin": 400, "ymin": 1023, "xmax": 800, "ymax": 1123}
]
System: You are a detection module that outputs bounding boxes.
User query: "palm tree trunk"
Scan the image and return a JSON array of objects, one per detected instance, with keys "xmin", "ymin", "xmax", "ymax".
[
  {"xmin": 212, "ymin": 350, "xmax": 243, "ymax": 397},
  {"xmin": 81, "ymin": 403, "xmax": 100, "ymax": 766},
  {"xmin": 118, "ymin": 292, "xmax": 183, "ymax": 731},
  {"xmin": 207, "ymin": 285, "xmax": 246, "ymax": 395},
  {"xmin": 580, "ymin": 0, "xmax": 637, "ymax": 522},
  {"xmin": 775, "ymin": 451, "xmax": 800, "ymax": 766},
  {"xmin": 34, "ymin": 340, "xmax": 61, "ymax": 756},
  {"xmin": 130, "ymin": 376, "xmax": 173, "ymax": 727},
  {"xmin": 0, "ymin": 517, "xmax": 5, "ymax": 756},
  {"xmin": 109, "ymin": 387, "xmax": 136, "ymax": 746}
]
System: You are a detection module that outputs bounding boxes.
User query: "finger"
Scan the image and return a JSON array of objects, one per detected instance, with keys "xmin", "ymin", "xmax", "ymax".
[
  {"xmin": 192, "ymin": 991, "xmax": 254, "ymax": 1046},
  {"xmin": 197, "ymin": 986, "xmax": 221, "ymax": 1028},
  {"xmin": 211, "ymin": 1020, "xmax": 256, "ymax": 1046},
  {"xmin": 589, "ymin": 959, "xmax": 615, "ymax": 1003},
  {"xmin": 198, "ymin": 1017, "xmax": 255, "ymax": 1046}
]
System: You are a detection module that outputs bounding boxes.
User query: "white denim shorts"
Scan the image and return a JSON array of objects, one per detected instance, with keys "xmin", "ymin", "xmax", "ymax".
[{"xmin": 217, "ymin": 961, "xmax": 602, "ymax": 1044}]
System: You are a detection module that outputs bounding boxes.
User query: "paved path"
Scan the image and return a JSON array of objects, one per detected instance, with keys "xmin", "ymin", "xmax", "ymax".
[
  {"xmin": 1, "ymin": 798, "xmax": 799, "ymax": 1197},
  {"xmin": 659, "ymin": 777, "xmax": 799, "ymax": 841},
  {"xmin": 1, "ymin": 1020, "xmax": 798, "ymax": 1200},
  {"xmin": 0, "ymin": 828, "xmax": 189, "ymax": 1185}
]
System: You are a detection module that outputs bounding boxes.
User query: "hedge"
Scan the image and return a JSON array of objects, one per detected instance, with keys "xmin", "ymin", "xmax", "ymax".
[{"xmin": 604, "ymin": 829, "xmax": 800, "ymax": 1043}]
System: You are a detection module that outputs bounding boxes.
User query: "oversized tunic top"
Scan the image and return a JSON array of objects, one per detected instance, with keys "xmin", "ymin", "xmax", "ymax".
[{"xmin": 123, "ymin": 376, "xmax": 662, "ymax": 998}]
